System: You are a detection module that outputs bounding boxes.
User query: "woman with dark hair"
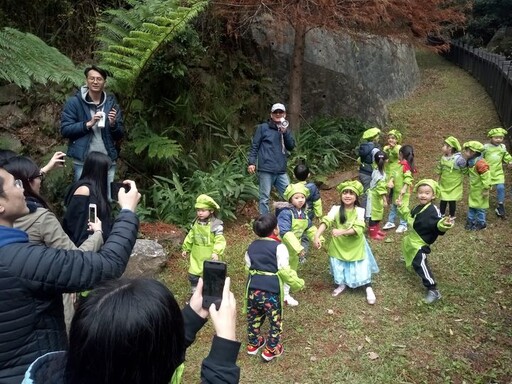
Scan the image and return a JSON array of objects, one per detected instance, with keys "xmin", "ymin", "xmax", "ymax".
[
  {"xmin": 4, "ymin": 155, "xmax": 103, "ymax": 250},
  {"xmin": 63, "ymin": 151, "xmax": 113, "ymax": 246},
  {"xmin": 4, "ymin": 155, "xmax": 104, "ymax": 331},
  {"xmin": 22, "ymin": 277, "xmax": 241, "ymax": 384}
]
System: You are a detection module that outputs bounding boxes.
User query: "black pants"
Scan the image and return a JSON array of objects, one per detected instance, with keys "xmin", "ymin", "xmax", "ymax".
[
  {"xmin": 439, "ymin": 200, "xmax": 456, "ymax": 217},
  {"xmin": 412, "ymin": 248, "xmax": 436, "ymax": 290}
]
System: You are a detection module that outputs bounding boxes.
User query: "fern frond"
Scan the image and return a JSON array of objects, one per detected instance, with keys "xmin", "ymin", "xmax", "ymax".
[
  {"xmin": 0, "ymin": 27, "xmax": 82, "ymax": 89},
  {"xmin": 131, "ymin": 125, "xmax": 183, "ymax": 160},
  {"xmin": 96, "ymin": 0, "xmax": 208, "ymax": 98}
]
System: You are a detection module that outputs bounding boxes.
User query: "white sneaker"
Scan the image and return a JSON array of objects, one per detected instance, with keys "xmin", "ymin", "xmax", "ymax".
[
  {"xmin": 331, "ymin": 284, "xmax": 346, "ymax": 297},
  {"xmin": 366, "ymin": 287, "xmax": 376, "ymax": 305},
  {"xmin": 382, "ymin": 222, "xmax": 396, "ymax": 230},
  {"xmin": 395, "ymin": 225, "xmax": 407, "ymax": 233},
  {"xmin": 284, "ymin": 295, "xmax": 299, "ymax": 306}
]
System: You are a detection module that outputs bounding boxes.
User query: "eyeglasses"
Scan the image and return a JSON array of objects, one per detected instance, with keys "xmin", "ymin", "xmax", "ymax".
[
  {"xmin": 30, "ymin": 173, "xmax": 45, "ymax": 182},
  {"xmin": 87, "ymin": 77, "xmax": 105, "ymax": 83},
  {"xmin": 0, "ymin": 179, "xmax": 23, "ymax": 194}
]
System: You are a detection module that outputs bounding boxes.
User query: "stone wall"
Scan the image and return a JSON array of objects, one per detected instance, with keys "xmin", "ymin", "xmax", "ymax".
[{"xmin": 250, "ymin": 21, "xmax": 420, "ymax": 126}]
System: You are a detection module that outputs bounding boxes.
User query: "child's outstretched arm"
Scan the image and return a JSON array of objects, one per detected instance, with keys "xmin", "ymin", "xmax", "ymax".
[
  {"xmin": 211, "ymin": 219, "xmax": 226, "ymax": 260},
  {"xmin": 182, "ymin": 228, "xmax": 194, "ymax": 257},
  {"xmin": 314, "ymin": 222, "xmax": 327, "ymax": 249}
]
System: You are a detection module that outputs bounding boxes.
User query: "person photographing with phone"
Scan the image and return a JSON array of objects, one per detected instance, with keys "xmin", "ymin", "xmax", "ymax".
[
  {"xmin": 22, "ymin": 277, "xmax": 240, "ymax": 384},
  {"xmin": 63, "ymin": 152, "xmax": 115, "ymax": 246},
  {"xmin": 61, "ymin": 65, "xmax": 124, "ymax": 184},
  {"xmin": 0, "ymin": 165, "xmax": 142, "ymax": 383}
]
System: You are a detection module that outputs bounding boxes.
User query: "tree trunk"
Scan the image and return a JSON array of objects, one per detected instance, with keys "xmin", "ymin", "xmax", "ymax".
[{"xmin": 288, "ymin": 23, "xmax": 306, "ymax": 132}]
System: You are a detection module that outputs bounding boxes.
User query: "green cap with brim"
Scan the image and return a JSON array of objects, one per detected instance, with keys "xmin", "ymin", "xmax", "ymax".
[
  {"xmin": 336, "ymin": 180, "xmax": 364, "ymax": 197},
  {"xmin": 387, "ymin": 129, "xmax": 402, "ymax": 143},
  {"xmin": 284, "ymin": 183, "xmax": 310, "ymax": 202},
  {"xmin": 444, "ymin": 136, "xmax": 461, "ymax": 152},
  {"xmin": 195, "ymin": 194, "xmax": 220, "ymax": 210},
  {"xmin": 414, "ymin": 178, "xmax": 440, "ymax": 197},
  {"xmin": 487, "ymin": 127, "xmax": 508, "ymax": 138},
  {"xmin": 362, "ymin": 127, "xmax": 381, "ymax": 140},
  {"xmin": 463, "ymin": 140, "xmax": 484, "ymax": 153}
]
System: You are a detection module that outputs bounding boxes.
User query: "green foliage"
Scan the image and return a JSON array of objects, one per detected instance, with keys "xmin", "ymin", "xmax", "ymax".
[
  {"xmin": 465, "ymin": 0, "xmax": 512, "ymax": 46},
  {"xmin": 129, "ymin": 121, "xmax": 183, "ymax": 160},
  {"xmin": 96, "ymin": 0, "xmax": 208, "ymax": 104},
  {"xmin": 141, "ymin": 151, "xmax": 258, "ymax": 226},
  {"xmin": 0, "ymin": 27, "xmax": 82, "ymax": 89},
  {"xmin": 288, "ymin": 117, "xmax": 368, "ymax": 177}
]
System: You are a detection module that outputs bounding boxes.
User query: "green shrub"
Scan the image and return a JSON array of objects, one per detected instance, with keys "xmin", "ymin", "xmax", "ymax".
[
  {"xmin": 140, "ymin": 151, "xmax": 258, "ymax": 227},
  {"xmin": 288, "ymin": 117, "xmax": 368, "ymax": 179}
]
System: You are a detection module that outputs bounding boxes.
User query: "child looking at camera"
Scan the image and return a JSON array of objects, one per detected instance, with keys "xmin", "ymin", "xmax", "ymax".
[
  {"xmin": 314, "ymin": 180, "xmax": 379, "ymax": 305},
  {"xmin": 245, "ymin": 213, "xmax": 304, "ymax": 362},
  {"xmin": 398, "ymin": 179, "xmax": 454, "ymax": 304},
  {"xmin": 182, "ymin": 194, "xmax": 226, "ymax": 293}
]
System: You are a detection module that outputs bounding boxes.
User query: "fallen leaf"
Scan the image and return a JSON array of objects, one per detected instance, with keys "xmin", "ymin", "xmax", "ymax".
[{"xmin": 367, "ymin": 351, "xmax": 379, "ymax": 360}]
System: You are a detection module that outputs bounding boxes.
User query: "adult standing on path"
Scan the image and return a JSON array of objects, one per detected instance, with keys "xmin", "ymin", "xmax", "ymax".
[
  {"xmin": 61, "ymin": 65, "xmax": 124, "ymax": 183},
  {"xmin": 248, "ymin": 103, "xmax": 295, "ymax": 214}
]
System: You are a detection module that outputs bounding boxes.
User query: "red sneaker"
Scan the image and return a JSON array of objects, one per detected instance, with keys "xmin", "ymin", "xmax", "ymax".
[
  {"xmin": 246, "ymin": 337, "xmax": 266, "ymax": 355},
  {"xmin": 262, "ymin": 344, "xmax": 284, "ymax": 361}
]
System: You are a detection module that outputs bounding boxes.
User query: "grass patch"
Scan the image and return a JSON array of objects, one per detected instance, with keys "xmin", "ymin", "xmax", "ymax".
[{"xmin": 161, "ymin": 50, "xmax": 512, "ymax": 383}]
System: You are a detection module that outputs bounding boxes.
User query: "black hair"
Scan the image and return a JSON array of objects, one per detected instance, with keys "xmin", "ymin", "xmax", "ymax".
[
  {"xmin": 0, "ymin": 171, "xmax": 5, "ymax": 198},
  {"xmin": 338, "ymin": 190, "xmax": 360, "ymax": 223},
  {"xmin": 0, "ymin": 149, "xmax": 17, "ymax": 164},
  {"xmin": 399, "ymin": 145, "xmax": 415, "ymax": 171},
  {"xmin": 2, "ymin": 156, "xmax": 50, "ymax": 209},
  {"xmin": 253, "ymin": 213, "xmax": 278, "ymax": 237},
  {"xmin": 65, "ymin": 151, "xmax": 111, "ymax": 220},
  {"xmin": 293, "ymin": 163, "xmax": 309, "ymax": 181},
  {"xmin": 84, "ymin": 65, "xmax": 108, "ymax": 80},
  {"xmin": 374, "ymin": 151, "xmax": 387, "ymax": 176},
  {"xmin": 66, "ymin": 278, "xmax": 185, "ymax": 384}
]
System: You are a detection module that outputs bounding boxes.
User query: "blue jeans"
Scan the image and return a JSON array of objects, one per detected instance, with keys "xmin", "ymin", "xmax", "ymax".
[
  {"xmin": 467, "ymin": 207, "xmax": 486, "ymax": 225},
  {"xmin": 495, "ymin": 183, "xmax": 505, "ymax": 204},
  {"xmin": 73, "ymin": 161, "xmax": 116, "ymax": 200},
  {"xmin": 258, "ymin": 172, "xmax": 290, "ymax": 214},
  {"xmin": 386, "ymin": 203, "xmax": 407, "ymax": 226}
]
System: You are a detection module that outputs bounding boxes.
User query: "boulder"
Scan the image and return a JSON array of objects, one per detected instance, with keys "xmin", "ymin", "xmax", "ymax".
[
  {"xmin": 123, "ymin": 239, "xmax": 168, "ymax": 278},
  {"xmin": 0, "ymin": 104, "xmax": 28, "ymax": 130}
]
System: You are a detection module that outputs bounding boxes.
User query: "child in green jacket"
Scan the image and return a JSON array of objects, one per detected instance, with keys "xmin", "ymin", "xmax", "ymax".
[
  {"xmin": 483, "ymin": 127, "xmax": 512, "ymax": 218},
  {"xmin": 182, "ymin": 194, "xmax": 226, "ymax": 293}
]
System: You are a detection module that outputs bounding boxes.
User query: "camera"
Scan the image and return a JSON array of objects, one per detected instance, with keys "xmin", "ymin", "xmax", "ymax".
[{"xmin": 110, "ymin": 182, "xmax": 131, "ymax": 201}]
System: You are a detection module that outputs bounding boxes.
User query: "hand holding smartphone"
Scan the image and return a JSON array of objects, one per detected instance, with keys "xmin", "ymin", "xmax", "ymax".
[
  {"xmin": 88, "ymin": 203, "xmax": 97, "ymax": 223},
  {"xmin": 110, "ymin": 182, "xmax": 131, "ymax": 201},
  {"xmin": 202, "ymin": 260, "xmax": 227, "ymax": 310}
]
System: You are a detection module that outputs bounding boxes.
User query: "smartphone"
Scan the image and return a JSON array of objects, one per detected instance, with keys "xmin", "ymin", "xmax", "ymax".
[
  {"xmin": 88, "ymin": 203, "xmax": 97, "ymax": 223},
  {"xmin": 110, "ymin": 182, "xmax": 131, "ymax": 201},
  {"xmin": 202, "ymin": 260, "xmax": 227, "ymax": 310}
]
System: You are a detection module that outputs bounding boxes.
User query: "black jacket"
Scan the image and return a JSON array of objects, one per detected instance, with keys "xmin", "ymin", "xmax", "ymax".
[{"xmin": 0, "ymin": 210, "xmax": 138, "ymax": 384}]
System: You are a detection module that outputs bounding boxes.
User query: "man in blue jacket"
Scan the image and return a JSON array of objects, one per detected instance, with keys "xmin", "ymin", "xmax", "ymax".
[
  {"xmin": 61, "ymin": 65, "xmax": 124, "ymax": 182},
  {"xmin": 248, "ymin": 103, "xmax": 295, "ymax": 214},
  {"xmin": 0, "ymin": 166, "xmax": 140, "ymax": 384}
]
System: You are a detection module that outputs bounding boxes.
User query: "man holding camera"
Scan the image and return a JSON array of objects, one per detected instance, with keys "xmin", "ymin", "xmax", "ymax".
[
  {"xmin": 248, "ymin": 103, "xmax": 295, "ymax": 214},
  {"xmin": 61, "ymin": 65, "xmax": 124, "ymax": 183}
]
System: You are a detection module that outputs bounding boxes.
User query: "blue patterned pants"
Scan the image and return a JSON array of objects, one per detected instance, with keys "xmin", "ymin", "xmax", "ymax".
[{"xmin": 246, "ymin": 289, "xmax": 282, "ymax": 349}]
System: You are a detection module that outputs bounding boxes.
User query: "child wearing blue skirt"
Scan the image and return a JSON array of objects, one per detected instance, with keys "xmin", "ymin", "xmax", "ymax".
[{"xmin": 314, "ymin": 180, "xmax": 379, "ymax": 305}]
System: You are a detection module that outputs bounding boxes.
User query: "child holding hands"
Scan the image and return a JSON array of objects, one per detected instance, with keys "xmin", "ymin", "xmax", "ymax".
[
  {"xmin": 182, "ymin": 194, "xmax": 226, "ymax": 293},
  {"xmin": 314, "ymin": 180, "xmax": 379, "ymax": 305},
  {"xmin": 397, "ymin": 179, "xmax": 454, "ymax": 304},
  {"xmin": 275, "ymin": 184, "xmax": 319, "ymax": 306}
]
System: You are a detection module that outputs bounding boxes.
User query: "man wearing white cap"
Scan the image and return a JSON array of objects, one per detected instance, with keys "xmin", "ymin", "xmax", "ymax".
[{"xmin": 248, "ymin": 103, "xmax": 295, "ymax": 214}]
